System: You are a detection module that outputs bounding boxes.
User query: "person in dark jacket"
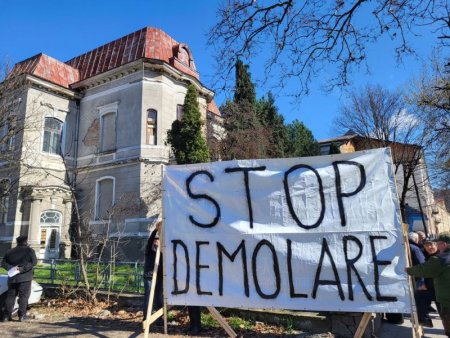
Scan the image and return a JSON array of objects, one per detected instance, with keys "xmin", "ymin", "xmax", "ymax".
[
  {"xmin": 143, "ymin": 220, "xmax": 163, "ymax": 324},
  {"xmin": 415, "ymin": 238, "xmax": 440, "ymax": 327},
  {"xmin": 407, "ymin": 232, "xmax": 450, "ymax": 337},
  {"xmin": 409, "ymin": 232, "xmax": 427, "ymax": 288},
  {"xmin": 1, "ymin": 235, "xmax": 37, "ymax": 321},
  {"xmin": 408, "ymin": 231, "xmax": 431, "ymax": 326}
]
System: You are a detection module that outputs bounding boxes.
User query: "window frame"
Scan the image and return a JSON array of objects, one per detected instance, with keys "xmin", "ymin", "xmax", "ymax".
[
  {"xmin": 98, "ymin": 102, "xmax": 119, "ymax": 153},
  {"xmin": 146, "ymin": 109, "xmax": 157, "ymax": 145},
  {"xmin": 94, "ymin": 176, "xmax": 116, "ymax": 220},
  {"xmin": 42, "ymin": 117, "xmax": 63, "ymax": 155},
  {"xmin": 0, "ymin": 179, "xmax": 10, "ymax": 224},
  {"xmin": 176, "ymin": 104, "xmax": 184, "ymax": 122}
]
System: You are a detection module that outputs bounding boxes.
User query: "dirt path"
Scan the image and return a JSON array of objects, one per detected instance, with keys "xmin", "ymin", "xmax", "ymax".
[{"xmin": 0, "ymin": 317, "xmax": 150, "ymax": 338}]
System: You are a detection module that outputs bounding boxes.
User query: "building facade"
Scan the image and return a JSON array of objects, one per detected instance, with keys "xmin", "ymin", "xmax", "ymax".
[
  {"xmin": 0, "ymin": 27, "xmax": 220, "ymax": 261},
  {"xmin": 319, "ymin": 132, "xmax": 450, "ymax": 235}
]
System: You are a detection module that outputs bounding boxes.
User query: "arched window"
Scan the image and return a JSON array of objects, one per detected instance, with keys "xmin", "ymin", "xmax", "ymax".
[
  {"xmin": 40, "ymin": 210, "xmax": 62, "ymax": 224},
  {"xmin": 42, "ymin": 117, "xmax": 63, "ymax": 154},
  {"xmin": 176, "ymin": 104, "xmax": 184, "ymax": 121},
  {"xmin": 146, "ymin": 109, "xmax": 157, "ymax": 145},
  {"xmin": 95, "ymin": 177, "xmax": 115, "ymax": 220}
]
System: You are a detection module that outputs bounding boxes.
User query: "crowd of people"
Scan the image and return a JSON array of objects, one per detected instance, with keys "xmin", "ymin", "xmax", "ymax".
[
  {"xmin": 0, "ymin": 224, "xmax": 446, "ymax": 338},
  {"xmin": 142, "ymin": 221, "xmax": 450, "ymax": 337},
  {"xmin": 406, "ymin": 230, "xmax": 450, "ymax": 337}
]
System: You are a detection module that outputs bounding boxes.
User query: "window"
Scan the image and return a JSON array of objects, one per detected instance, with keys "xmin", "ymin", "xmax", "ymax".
[
  {"xmin": 176, "ymin": 104, "xmax": 184, "ymax": 121},
  {"xmin": 42, "ymin": 117, "xmax": 63, "ymax": 154},
  {"xmin": 6, "ymin": 123, "xmax": 15, "ymax": 151},
  {"xmin": 100, "ymin": 112, "xmax": 116, "ymax": 152},
  {"xmin": 40, "ymin": 210, "xmax": 62, "ymax": 224},
  {"xmin": 146, "ymin": 109, "xmax": 157, "ymax": 145},
  {"xmin": 95, "ymin": 177, "xmax": 115, "ymax": 220},
  {"xmin": 179, "ymin": 47, "xmax": 190, "ymax": 65},
  {"xmin": 0, "ymin": 117, "xmax": 16, "ymax": 152},
  {"xmin": 0, "ymin": 179, "xmax": 9, "ymax": 224},
  {"xmin": 48, "ymin": 229, "xmax": 58, "ymax": 249}
]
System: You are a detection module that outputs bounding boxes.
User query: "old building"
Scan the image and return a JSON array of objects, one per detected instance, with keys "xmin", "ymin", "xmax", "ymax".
[
  {"xmin": 0, "ymin": 27, "xmax": 220, "ymax": 261},
  {"xmin": 319, "ymin": 131, "xmax": 450, "ymax": 235}
]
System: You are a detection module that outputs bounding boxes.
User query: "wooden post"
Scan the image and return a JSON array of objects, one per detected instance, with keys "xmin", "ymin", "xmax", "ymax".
[
  {"xmin": 403, "ymin": 223, "xmax": 424, "ymax": 338},
  {"xmin": 207, "ymin": 306, "xmax": 237, "ymax": 338},
  {"xmin": 161, "ymin": 217, "xmax": 168, "ymax": 334},
  {"xmin": 353, "ymin": 312, "xmax": 373, "ymax": 338},
  {"xmin": 143, "ymin": 236, "xmax": 161, "ymax": 338}
]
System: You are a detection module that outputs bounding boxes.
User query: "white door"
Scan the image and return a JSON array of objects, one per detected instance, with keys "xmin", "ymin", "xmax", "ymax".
[{"xmin": 39, "ymin": 211, "xmax": 62, "ymax": 260}]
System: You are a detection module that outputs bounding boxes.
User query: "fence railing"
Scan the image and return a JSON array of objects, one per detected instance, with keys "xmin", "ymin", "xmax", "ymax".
[{"xmin": 15, "ymin": 259, "xmax": 145, "ymax": 294}]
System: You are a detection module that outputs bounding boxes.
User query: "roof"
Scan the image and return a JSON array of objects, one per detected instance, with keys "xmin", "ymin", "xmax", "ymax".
[
  {"xmin": 66, "ymin": 27, "xmax": 199, "ymax": 82},
  {"xmin": 8, "ymin": 53, "xmax": 80, "ymax": 88},
  {"xmin": 207, "ymin": 100, "xmax": 221, "ymax": 116},
  {"xmin": 318, "ymin": 133, "xmax": 358, "ymax": 144},
  {"xmin": 9, "ymin": 27, "xmax": 199, "ymax": 88}
]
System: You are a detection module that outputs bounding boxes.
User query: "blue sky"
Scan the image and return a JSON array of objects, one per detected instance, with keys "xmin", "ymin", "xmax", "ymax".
[{"xmin": 0, "ymin": 0, "xmax": 438, "ymax": 140}]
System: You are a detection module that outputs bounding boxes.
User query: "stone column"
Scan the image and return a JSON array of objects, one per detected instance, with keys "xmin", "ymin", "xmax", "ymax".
[
  {"xmin": 61, "ymin": 197, "xmax": 73, "ymax": 258},
  {"xmin": 12, "ymin": 198, "xmax": 23, "ymax": 243},
  {"xmin": 28, "ymin": 196, "xmax": 43, "ymax": 254}
]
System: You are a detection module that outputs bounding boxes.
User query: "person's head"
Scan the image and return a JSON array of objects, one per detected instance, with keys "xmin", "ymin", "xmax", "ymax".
[
  {"xmin": 423, "ymin": 238, "xmax": 438, "ymax": 255},
  {"xmin": 408, "ymin": 232, "xmax": 419, "ymax": 244},
  {"xmin": 417, "ymin": 231, "xmax": 426, "ymax": 243},
  {"xmin": 435, "ymin": 232, "xmax": 450, "ymax": 253},
  {"xmin": 16, "ymin": 235, "xmax": 28, "ymax": 246}
]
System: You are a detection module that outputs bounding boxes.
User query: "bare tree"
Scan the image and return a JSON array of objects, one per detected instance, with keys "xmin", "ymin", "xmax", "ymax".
[
  {"xmin": 0, "ymin": 61, "xmax": 43, "ymax": 198},
  {"xmin": 209, "ymin": 0, "xmax": 450, "ymax": 96},
  {"xmin": 335, "ymin": 84, "xmax": 428, "ymax": 222},
  {"xmin": 409, "ymin": 56, "xmax": 450, "ymax": 188}
]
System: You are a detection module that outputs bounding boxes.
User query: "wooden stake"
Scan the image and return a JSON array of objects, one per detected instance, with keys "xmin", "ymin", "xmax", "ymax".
[
  {"xmin": 207, "ymin": 306, "xmax": 237, "ymax": 338},
  {"xmin": 403, "ymin": 223, "xmax": 423, "ymax": 338},
  {"xmin": 143, "ymin": 239, "xmax": 161, "ymax": 338},
  {"xmin": 353, "ymin": 312, "xmax": 372, "ymax": 338}
]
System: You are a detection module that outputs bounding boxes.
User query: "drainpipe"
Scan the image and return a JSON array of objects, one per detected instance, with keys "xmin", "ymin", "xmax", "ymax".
[
  {"xmin": 412, "ymin": 172, "xmax": 428, "ymax": 236},
  {"xmin": 73, "ymin": 100, "xmax": 80, "ymax": 185}
]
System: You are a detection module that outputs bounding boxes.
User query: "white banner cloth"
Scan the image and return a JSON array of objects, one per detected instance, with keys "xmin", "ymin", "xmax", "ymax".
[{"xmin": 162, "ymin": 148, "xmax": 410, "ymax": 312}]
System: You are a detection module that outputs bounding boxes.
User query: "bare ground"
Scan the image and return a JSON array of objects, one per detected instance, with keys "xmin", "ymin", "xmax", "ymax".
[{"xmin": 0, "ymin": 298, "xmax": 335, "ymax": 338}]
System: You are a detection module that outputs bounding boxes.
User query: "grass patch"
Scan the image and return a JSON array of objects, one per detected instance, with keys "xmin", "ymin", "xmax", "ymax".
[
  {"xmin": 201, "ymin": 312, "xmax": 220, "ymax": 328},
  {"xmin": 1, "ymin": 260, "xmax": 145, "ymax": 293},
  {"xmin": 227, "ymin": 315, "xmax": 254, "ymax": 330}
]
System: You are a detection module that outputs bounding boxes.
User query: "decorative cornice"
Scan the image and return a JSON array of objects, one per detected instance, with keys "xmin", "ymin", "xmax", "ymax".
[{"xmin": 26, "ymin": 75, "xmax": 81, "ymax": 100}]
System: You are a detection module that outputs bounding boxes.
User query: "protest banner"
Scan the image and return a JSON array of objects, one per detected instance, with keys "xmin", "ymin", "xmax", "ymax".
[{"xmin": 162, "ymin": 148, "xmax": 410, "ymax": 313}]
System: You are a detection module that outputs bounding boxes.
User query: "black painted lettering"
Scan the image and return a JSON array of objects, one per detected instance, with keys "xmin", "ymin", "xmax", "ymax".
[
  {"xmin": 370, "ymin": 235, "xmax": 397, "ymax": 302},
  {"xmin": 196, "ymin": 241, "xmax": 212, "ymax": 295},
  {"xmin": 287, "ymin": 239, "xmax": 308, "ymax": 298},
  {"xmin": 312, "ymin": 238, "xmax": 345, "ymax": 300},
  {"xmin": 332, "ymin": 161, "xmax": 366, "ymax": 226},
  {"xmin": 217, "ymin": 240, "xmax": 249, "ymax": 297},
  {"xmin": 252, "ymin": 239, "xmax": 281, "ymax": 299},
  {"xmin": 171, "ymin": 240, "xmax": 190, "ymax": 295},
  {"xmin": 186, "ymin": 170, "xmax": 221, "ymax": 228},
  {"xmin": 284, "ymin": 164, "xmax": 325, "ymax": 229},
  {"xmin": 343, "ymin": 235, "xmax": 373, "ymax": 301},
  {"xmin": 224, "ymin": 166, "xmax": 266, "ymax": 229}
]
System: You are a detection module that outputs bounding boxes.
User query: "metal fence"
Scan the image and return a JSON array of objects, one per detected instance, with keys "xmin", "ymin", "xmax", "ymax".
[{"xmin": 33, "ymin": 259, "xmax": 145, "ymax": 294}]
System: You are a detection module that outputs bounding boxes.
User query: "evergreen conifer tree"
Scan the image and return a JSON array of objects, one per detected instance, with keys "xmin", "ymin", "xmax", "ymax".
[
  {"xmin": 255, "ymin": 92, "xmax": 286, "ymax": 158},
  {"xmin": 167, "ymin": 84, "xmax": 210, "ymax": 164},
  {"xmin": 284, "ymin": 119, "xmax": 320, "ymax": 157},
  {"xmin": 221, "ymin": 60, "xmax": 269, "ymax": 160},
  {"xmin": 234, "ymin": 59, "xmax": 256, "ymax": 106}
]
